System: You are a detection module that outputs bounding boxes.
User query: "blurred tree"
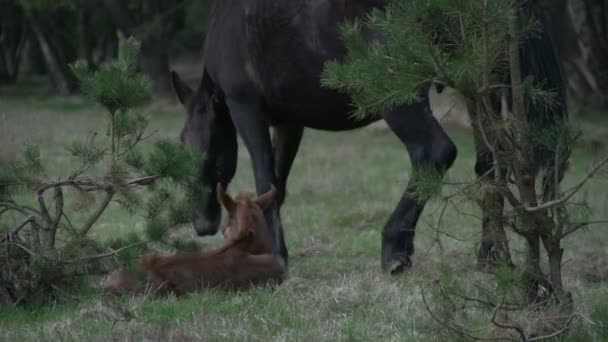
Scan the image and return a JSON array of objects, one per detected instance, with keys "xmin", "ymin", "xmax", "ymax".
[
  {"xmin": 570, "ymin": 0, "xmax": 608, "ymax": 111},
  {"xmin": 540, "ymin": 0, "xmax": 608, "ymax": 111},
  {"xmin": 101, "ymin": 0, "xmax": 190, "ymax": 97},
  {"xmin": 0, "ymin": 1, "xmax": 28, "ymax": 83}
]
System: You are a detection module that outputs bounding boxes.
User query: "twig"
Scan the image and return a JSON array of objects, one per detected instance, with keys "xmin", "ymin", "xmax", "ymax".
[
  {"xmin": 79, "ymin": 240, "xmax": 150, "ymax": 261},
  {"xmin": 1, "ymin": 216, "xmax": 35, "ymax": 242},
  {"xmin": 561, "ymin": 220, "xmax": 608, "ymax": 239},
  {"xmin": 7, "ymin": 241, "xmax": 36, "ymax": 256},
  {"xmin": 454, "ymin": 292, "xmax": 522, "ymax": 311},
  {"xmin": 421, "ymin": 287, "xmax": 516, "ymax": 341},
  {"xmin": 428, "ymin": 200, "xmax": 449, "ymax": 254},
  {"xmin": 490, "ymin": 302, "xmax": 527, "ymax": 341},
  {"xmin": 125, "ymin": 175, "xmax": 160, "ymax": 187},
  {"xmin": 525, "ymin": 156, "xmax": 608, "ymax": 212},
  {"xmin": 527, "ymin": 313, "xmax": 587, "ymax": 341}
]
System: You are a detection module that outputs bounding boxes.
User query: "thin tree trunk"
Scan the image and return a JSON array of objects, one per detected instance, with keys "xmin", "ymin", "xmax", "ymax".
[
  {"xmin": 471, "ymin": 107, "xmax": 513, "ymax": 268},
  {"xmin": 78, "ymin": 4, "xmax": 96, "ymax": 69},
  {"xmin": 524, "ymin": 233, "xmax": 543, "ymax": 303},
  {"xmin": 0, "ymin": 9, "xmax": 27, "ymax": 83},
  {"xmin": 567, "ymin": 0, "xmax": 608, "ymax": 111},
  {"xmin": 140, "ymin": 36, "xmax": 173, "ymax": 97},
  {"xmin": 28, "ymin": 13, "xmax": 73, "ymax": 95}
]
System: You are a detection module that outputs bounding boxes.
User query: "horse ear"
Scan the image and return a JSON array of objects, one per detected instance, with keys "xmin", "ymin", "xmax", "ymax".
[
  {"xmin": 216, "ymin": 183, "xmax": 235, "ymax": 213},
  {"xmin": 254, "ymin": 185, "xmax": 276, "ymax": 210},
  {"xmin": 171, "ymin": 70, "xmax": 194, "ymax": 106}
]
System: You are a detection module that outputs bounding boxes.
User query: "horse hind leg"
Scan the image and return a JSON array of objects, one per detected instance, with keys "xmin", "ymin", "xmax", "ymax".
[{"xmin": 381, "ymin": 97, "xmax": 457, "ymax": 274}]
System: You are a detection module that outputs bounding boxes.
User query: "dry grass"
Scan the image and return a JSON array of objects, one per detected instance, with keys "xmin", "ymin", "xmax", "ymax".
[{"xmin": 1, "ymin": 86, "xmax": 607, "ymax": 341}]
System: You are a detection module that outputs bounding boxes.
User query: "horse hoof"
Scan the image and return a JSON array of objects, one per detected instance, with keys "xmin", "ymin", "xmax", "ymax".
[{"xmin": 383, "ymin": 256, "xmax": 412, "ymax": 275}]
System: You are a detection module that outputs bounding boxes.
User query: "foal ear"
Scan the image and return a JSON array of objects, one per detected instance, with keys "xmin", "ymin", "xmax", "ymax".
[
  {"xmin": 171, "ymin": 70, "xmax": 194, "ymax": 106},
  {"xmin": 216, "ymin": 183, "xmax": 236, "ymax": 212},
  {"xmin": 254, "ymin": 185, "xmax": 276, "ymax": 210}
]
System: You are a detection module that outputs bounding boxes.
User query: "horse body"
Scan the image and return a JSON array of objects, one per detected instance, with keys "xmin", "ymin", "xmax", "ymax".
[
  {"xmin": 202, "ymin": 0, "xmax": 379, "ymax": 130},
  {"xmin": 172, "ymin": 0, "xmax": 565, "ymax": 273}
]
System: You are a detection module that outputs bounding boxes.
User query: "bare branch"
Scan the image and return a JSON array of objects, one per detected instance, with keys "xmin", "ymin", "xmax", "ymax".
[
  {"xmin": 7, "ymin": 241, "xmax": 36, "ymax": 256},
  {"xmin": 125, "ymin": 175, "xmax": 160, "ymax": 187},
  {"xmin": 49, "ymin": 186, "xmax": 64, "ymax": 247},
  {"xmin": 561, "ymin": 220, "xmax": 608, "ymax": 239},
  {"xmin": 1, "ymin": 216, "xmax": 35, "ymax": 242},
  {"xmin": 36, "ymin": 189, "xmax": 53, "ymax": 227},
  {"xmin": 34, "ymin": 175, "xmax": 159, "ymax": 193},
  {"xmin": 78, "ymin": 240, "xmax": 149, "ymax": 261},
  {"xmin": 525, "ymin": 156, "xmax": 608, "ymax": 212},
  {"xmin": 527, "ymin": 313, "xmax": 588, "ymax": 342},
  {"xmin": 420, "ymin": 288, "xmax": 518, "ymax": 341},
  {"xmin": 80, "ymin": 190, "xmax": 115, "ymax": 237}
]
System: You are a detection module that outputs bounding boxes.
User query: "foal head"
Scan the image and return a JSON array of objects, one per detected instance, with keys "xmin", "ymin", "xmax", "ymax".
[{"xmin": 216, "ymin": 183, "xmax": 275, "ymax": 254}]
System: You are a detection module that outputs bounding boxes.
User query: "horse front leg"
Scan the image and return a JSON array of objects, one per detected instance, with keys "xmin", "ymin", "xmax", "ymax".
[
  {"xmin": 381, "ymin": 97, "xmax": 457, "ymax": 274},
  {"xmin": 271, "ymin": 125, "xmax": 304, "ymax": 207},
  {"xmin": 225, "ymin": 98, "xmax": 289, "ymax": 263}
]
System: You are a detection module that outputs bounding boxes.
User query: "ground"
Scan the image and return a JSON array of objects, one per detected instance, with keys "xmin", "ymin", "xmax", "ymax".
[{"xmin": 1, "ymin": 78, "xmax": 607, "ymax": 341}]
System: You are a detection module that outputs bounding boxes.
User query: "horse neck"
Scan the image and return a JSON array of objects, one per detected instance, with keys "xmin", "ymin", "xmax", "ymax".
[{"xmin": 209, "ymin": 231, "xmax": 252, "ymax": 256}]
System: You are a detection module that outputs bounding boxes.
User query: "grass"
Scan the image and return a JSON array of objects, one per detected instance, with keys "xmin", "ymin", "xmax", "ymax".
[{"xmin": 1, "ymin": 83, "xmax": 608, "ymax": 341}]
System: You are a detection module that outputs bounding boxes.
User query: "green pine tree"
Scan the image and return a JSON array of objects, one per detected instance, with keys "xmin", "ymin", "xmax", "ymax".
[
  {"xmin": 323, "ymin": 0, "xmax": 605, "ymax": 337},
  {"xmin": 0, "ymin": 36, "xmax": 203, "ymax": 305}
]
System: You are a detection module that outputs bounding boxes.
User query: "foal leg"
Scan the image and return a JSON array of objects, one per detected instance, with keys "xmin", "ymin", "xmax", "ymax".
[
  {"xmin": 381, "ymin": 97, "xmax": 457, "ymax": 274},
  {"xmin": 225, "ymin": 98, "xmax": 288, "ymax": 262},
  {"xmin": 272, "ymin": 125, "xmax": 304, "ymax": 206}
]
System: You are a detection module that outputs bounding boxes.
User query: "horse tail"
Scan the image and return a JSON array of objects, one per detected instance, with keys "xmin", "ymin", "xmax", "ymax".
[{"xmin": 519, "ymin": 1, "xmax": 568, "ymax": 171}]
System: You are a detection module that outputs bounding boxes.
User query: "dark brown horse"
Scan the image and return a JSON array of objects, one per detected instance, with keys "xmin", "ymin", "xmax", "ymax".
[
  {"xmin": 103, "ymin": 185, "xmax": 284, "ymax": 296},
  {"xmin": 171, "ymin": 0, "xmax": 566, "ymax": 273}
]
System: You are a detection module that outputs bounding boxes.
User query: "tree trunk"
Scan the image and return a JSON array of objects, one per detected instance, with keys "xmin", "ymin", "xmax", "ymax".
[
  {"xmin": 471, "ymin": 111, "xmax": 513, "ymax": 269},
  {"xmin": 524, "ymin": 232, "xmax": 544, "ymax": 303},
  {"xmin": 28, "ymin": 13, "xmax": 74, "ymax": 95},
  {"xmin": 0, "ymin": 4, "xmax": 27, "ymax": 84},
  {"xmin": 567, "ymin": 0, "xmax": 608, "ymax": 111},
  {"xmin": 139, "ymin": 35, "xmax": 173, "ymax": 97},
  {"xmin": 77, "ymin": 4, "xmax": 96, "ymax": 69}
]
